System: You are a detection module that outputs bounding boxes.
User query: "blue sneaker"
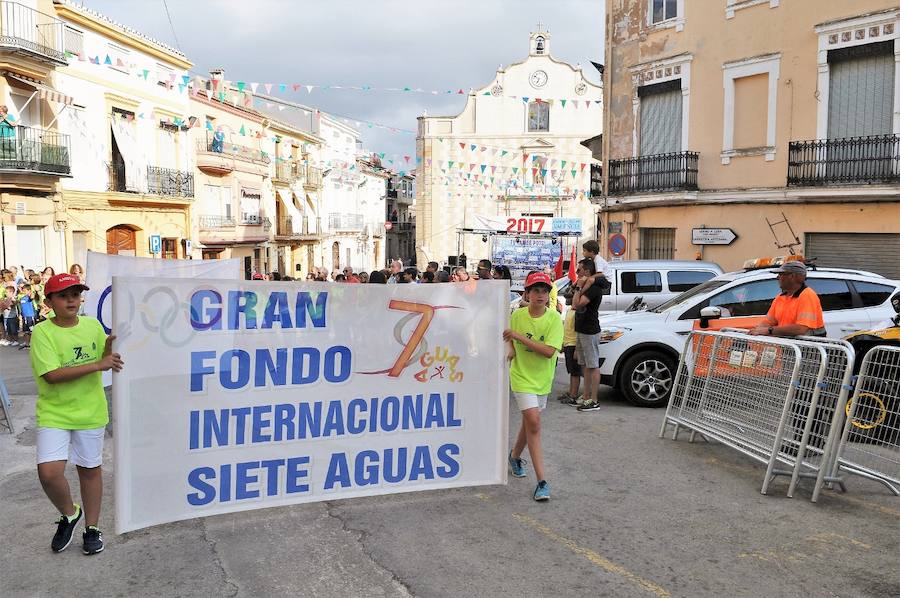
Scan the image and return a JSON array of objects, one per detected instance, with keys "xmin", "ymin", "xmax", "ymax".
[
  {"xmin": 508, "ymin": 451, "xmax": 527, "ymax": 478},
  {"xmin": 533, "ymin": 480, "xmax": 550, "ymax": 501}
]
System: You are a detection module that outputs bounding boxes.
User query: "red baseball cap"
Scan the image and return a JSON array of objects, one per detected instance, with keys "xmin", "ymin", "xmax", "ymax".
[
  {"xmin": 44, "ymin": 273, "xmax": 89, "ymax": 295},
  {"xmin": 524, "ymin": 271, "xmax": 553, "ymax": 290}
]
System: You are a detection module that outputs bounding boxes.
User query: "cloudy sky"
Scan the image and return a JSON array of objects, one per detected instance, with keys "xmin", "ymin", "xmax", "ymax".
[{"xmin": 83, "ymin": 0, "xmax": 606, "ymax": 161}]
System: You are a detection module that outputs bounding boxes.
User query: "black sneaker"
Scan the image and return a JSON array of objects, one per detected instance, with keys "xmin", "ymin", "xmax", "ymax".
[
  {"xmin": 577, "ymin": 400, "xmax": 602, "ymax": 412},
  {"xmin": 83, "ymin": 526, "xmax": 104, "ymax": 555},
  {"xmin": 51, "ymin": 506, "xmax": 82, "ymax": 552}
]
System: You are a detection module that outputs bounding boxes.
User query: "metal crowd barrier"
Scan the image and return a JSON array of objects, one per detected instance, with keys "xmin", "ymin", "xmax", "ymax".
[
  {"xmin": 659, "ymin": 330, "xmax": 852, "ymax": 501},
  {"xmin": 0, "ymin": 375, "xmax": 13, "ymax": 435},
  {"xmin": 832, "ymin": 345, "xmax": 900, "ymax": 496}
]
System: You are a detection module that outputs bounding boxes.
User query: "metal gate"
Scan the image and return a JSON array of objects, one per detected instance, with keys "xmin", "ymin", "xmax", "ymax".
[{"xmin": 805, "ymin": 233, "xmax": 900, "ymax": 279}]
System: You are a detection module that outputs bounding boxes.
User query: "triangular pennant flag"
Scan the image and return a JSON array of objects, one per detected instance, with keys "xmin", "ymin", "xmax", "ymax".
[
  {"xmin": 561, "ymin": 99, "xmax": 567, "ymax": 108},
  {"xmin": 501, "ymin": 150, "xmax": 508, "ymax": 157},
  {"xmin": 470, "ymin": 144, "xmax": 477, "ymax": 151},
  {"xmin": 264, "ymin": 83, "xmax": 272, "ymax": 94},
  {"xmin": 104, "ymin": 55, "xmax": 112, "ymax": 65},
  {"xmin": 580, "ymin": 163, "xmax": 587, "ymax": 171},
  {"xmin": 448, "ymin": 161, "xmax": 454, "ymax": 169},
  {"xmin": 522, "ymin": 96, "xmax": 529, "ymax": 103},
  {"xmin": 178, "ymin": 84, "xmax": 186, "ymax": 94},
  {"xmin": 560, "ymin": 160, "xmax": 567, "ymax": 169},
  {"xmin": 250, "ymin": 82, "xmax": 258, "ymax": 93},
  {"xmin": 306, "ymin": 85, "xmax": 314, "ymax": 94},
  {"xmin": 459, "ymin": 143, "xmax": 466, "ymax": 150},
  {"xmin": 182, "ymin": 75, "xmax": 190, "ymax": 85},
  {"xmin": 403, "ymin": 156, "xmax": 410, "ymax": 163},
  {"xmin": 378, "ymin": 152, "xmax": 385, "ymax": 159},
  {"xmin": 279, "ymin": 83, "xmax": 287, "ymax": 92},
  {"xmin": 116, "ymin": 58, "xmax": 124, "ymax": 67},
  {"xmin": 541, "ymin": 169, "xmax": 548, "ymax": 177},
  {"xmin": 480, "ymin": 165, "xmax": 487, "ymax": 173},
  {"xmin": 239, "ymin": 124, "xmax": 246, "ymax": 136},
  {"xmin": 571, "ymin": 169, "xmax": 577, "ymax": 178}
]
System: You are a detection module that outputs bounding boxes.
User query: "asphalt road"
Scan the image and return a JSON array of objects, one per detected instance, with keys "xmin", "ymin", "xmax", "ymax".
[{"xmin": 2, "ymin": 344, "xmax": 899, "ymax": 597}]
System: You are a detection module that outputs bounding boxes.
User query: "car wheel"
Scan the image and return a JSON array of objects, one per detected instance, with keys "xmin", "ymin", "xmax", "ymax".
[{"xmin": 619, "ymin": 351, "xmax": 676, "ymax": 408}]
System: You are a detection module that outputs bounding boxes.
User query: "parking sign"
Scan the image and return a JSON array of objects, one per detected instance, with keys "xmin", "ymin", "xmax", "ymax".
[{"xmin": 149, "ymin": 234, "xmax": 162, "ymax": 254}]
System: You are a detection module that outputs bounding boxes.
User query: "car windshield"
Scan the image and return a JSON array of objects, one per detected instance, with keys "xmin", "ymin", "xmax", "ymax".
[{"xmin": 650, "ymin": 279, "xmax": 731, "ymax": 313}]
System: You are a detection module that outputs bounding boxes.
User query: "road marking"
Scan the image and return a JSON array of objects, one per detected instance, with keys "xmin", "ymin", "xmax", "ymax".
[{"xmin": 512, "ymin": 513, "xmax": 671, "ymax": 598}]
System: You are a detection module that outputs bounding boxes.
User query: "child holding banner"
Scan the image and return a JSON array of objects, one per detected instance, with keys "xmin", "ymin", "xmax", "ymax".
[
  {"xmin": 503, "ymin": 271, "xmax": 563, "ymax": 501},
  {"xmin": 29, "ymin": 274, "xmax": 124, "ymax": 555}
]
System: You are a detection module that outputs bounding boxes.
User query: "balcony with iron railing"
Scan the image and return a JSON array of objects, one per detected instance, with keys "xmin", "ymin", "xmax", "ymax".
[
  {"xmin": 0, "ymin": 1, "xmax": 67, "ymax": 65},
  {"xmin": 328, "ymin": 212, "xmax": 364, "ymax": 231},
  {"xmin": 388, "ymin": 221, "xmax": 415, "ymax": 233},
  {"xmin": 198, "ymin": 214, "xmax": 236, "ymax": 229},
  {"xmin": 198, "ymin": 132, "xmax": 270, "ymax": 163},
  {"xmin": 787, "ymin": 134, "xmax": 900, "ymax": 186},
  {"xmin": 107, "ymin": 163, "xmax": 193, "ymax": 197},
  {"xmin": 301, "ymin": 164, "xmax": 323, "ymax": 188},
  {"xmin": 276, "ymin": 215, "xmax": 321, "ymax": 240},
  {"xmin": 608, "ymin": 151, "xmax": 698, "ymax": 195},
  {"xmin": 0, "ymin": 125, "xmax": 70, "ymax": 175},
  {"xmin": 273, "ymin": 160, "xmax": 300, "ymax": 183}
]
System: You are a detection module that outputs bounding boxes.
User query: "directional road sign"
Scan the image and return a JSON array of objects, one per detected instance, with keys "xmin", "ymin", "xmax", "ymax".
[{"xmin": 692, "ymin": 228, "xmax": 737, "ymax": 246}]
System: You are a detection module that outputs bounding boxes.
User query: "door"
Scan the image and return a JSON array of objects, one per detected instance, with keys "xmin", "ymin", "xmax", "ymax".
[
  {"xmin": 16, "ymin": 226, "xmax": 45, "ymax": 271},
  {"xmin": 106, "ymin": 226, "xmax": 136, "ymax": 256},
  {"xmin": 332, "ymin": 242, "xmax": 340, "ymax": 272},
  {"xmin": 806, "ymin": 278, "xmax": 869, "ymax": 337}
]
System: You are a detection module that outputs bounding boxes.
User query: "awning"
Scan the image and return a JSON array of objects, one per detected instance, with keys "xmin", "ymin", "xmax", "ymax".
[
  {"xmin": 277, "ymin": 189, "xmax": 304, "ymax": 234},
  {"xmin": 110, "ymin": 116, "xmax": 147, "ymax": 192},
  {"xmin": 5, "ymin": 72, "xmax": 73, "ymax": 105}
]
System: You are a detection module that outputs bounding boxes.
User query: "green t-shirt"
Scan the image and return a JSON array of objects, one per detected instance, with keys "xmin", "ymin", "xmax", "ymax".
[
  {"xmin": 30, "ymin": 316, "xmax": 109, "ymax": 429},
  {"xmin": 509, "ymin": 306, "xmax": 563, "ymax": 395}
]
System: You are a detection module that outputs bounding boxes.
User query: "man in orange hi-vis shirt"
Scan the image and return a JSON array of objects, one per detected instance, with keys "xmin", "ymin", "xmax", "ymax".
[{"xmin": 749, "ymin": 261, "xmax": 826, "ymax": 337}]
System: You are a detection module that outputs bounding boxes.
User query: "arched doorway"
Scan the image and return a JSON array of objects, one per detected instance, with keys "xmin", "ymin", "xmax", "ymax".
[
  {"xmin": 106, "ymin": 225, "xmax": 137, "ymax": 256},
  {"xmin": 331, "ymin": 241, "xmax": 340, "ymax": 272}
]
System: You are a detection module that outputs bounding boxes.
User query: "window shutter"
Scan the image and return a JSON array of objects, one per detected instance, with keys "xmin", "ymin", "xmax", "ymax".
[
  {"xmin": 640, "ymin": 88, "xmax": 682, "ymax": 156},
  {"xmin": 828, "ymin": 43, "xmax": 894, "ymax": 139}
]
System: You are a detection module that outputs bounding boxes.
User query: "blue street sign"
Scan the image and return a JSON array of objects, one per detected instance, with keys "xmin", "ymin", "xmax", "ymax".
[{"xmin": 149, "ymin": 234, "xmax": 162, "ymax": 254}]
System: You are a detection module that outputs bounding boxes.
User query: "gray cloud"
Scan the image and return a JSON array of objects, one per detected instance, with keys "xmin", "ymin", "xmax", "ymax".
[{"xmin": 83, "ymin": 0, "xmax": 605, "ymax": 161}]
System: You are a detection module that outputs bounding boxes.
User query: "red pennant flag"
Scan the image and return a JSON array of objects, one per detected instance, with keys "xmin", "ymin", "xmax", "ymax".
[
  {"xmin": 554, "ymin": 243, "xmax": 564, "ymax": 279},
  {"xmin": 292, "ymin": 84, "xmax": 301, "ymax": 91},
  {"xmin": 459, "ymin": 143, "xmax": 466, "ymax": 150},
  {"xmin": 568, "ymin": 243, "xmax": 578, "ymax": 282}
]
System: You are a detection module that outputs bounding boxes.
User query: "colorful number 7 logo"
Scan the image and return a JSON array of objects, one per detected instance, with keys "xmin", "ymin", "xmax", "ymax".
[{"xmin": 387, "ymin": 300, "xmax": 435, "ymax": 377}]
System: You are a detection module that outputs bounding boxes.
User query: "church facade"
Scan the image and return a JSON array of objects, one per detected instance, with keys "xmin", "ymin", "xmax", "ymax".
[{"xmin": 415, "ymin": 29, "xmax": 603, "ymax": 276}]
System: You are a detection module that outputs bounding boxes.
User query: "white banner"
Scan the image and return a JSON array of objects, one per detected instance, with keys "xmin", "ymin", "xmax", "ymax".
[
  {"xmin": 85, "ymin": 252, "xmax": 242, "ymax": 387},
  {"xmin": 111, "ymin": 278, "xmax": 509, "ymax": 533},
  {"xmin": 85, "ymin": 251, "xmax": 242, "ymax": 335}
]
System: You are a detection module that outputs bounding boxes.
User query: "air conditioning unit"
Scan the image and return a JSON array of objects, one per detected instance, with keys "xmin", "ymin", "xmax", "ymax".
[{"xmin": 244, "ymin": 213, "xmax": 260, "ymax": 225}]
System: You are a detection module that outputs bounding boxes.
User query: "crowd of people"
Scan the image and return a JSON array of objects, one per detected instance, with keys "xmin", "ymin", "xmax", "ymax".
[
  {"xmin": 250, "ymin": 259, "xmax": 515, "ymax": 285},
  {"xmin": 1, "ymin": 264, "xmax": 85, "ymax": 349}
]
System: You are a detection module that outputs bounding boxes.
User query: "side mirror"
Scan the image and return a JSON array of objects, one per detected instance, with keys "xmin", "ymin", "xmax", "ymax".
[
  {"xmin": 698, "ymin": 306, "xmax": 722, "ymax": 329},
  {"xmin": 891, "ymin": 293, "xmax": 900, "ymax": 314}
]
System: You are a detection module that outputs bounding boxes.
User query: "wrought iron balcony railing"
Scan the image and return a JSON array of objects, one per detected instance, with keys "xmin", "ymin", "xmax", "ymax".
[
  {"xmin": 198, "ymin": 214, "xmax": 236, "ymax": 229},
  {"xmin": 787, "ymin": 134, "xmax": 900, "ymax": 186},
  {"xmin": 0, "ymin": 1, "xmax": 67, "ymax": 64},
  {"xmin": 147, "ymin": 165, "xmax": 194, "ymax": 197},
  {"xmin": 0, "ymin": 125, "xmax": 70, "ymax": 174},
  {"xmin": 328, "ymin": 212, "xmax": 364, "ymax": 231},
  {"xmin": 200, "ymin": 132, "xmax": 271, "ymax": 164},
  {"xmin": 274, "ymin": 160, "xmax": 299, "ymax": 183},
  {"xmin": 302, "ymin": 164, "xmax": 323, "ymax": 187},
  {"xmin": 608, "ymin": 151, "xmax": 698, "ymax": 195}
]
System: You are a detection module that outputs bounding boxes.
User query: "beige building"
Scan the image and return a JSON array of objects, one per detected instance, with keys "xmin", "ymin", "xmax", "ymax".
[
  {"xmin": 417, "ymin": 28, "xmax": 602, "ymax": 274},
  {"xmin": 50, "ymin": 0, "xmax": 193, "ymax": 267},
  {"xmin": 603, "ymin": 1, "xmax": 900, "ymax": 278},
  {"xmin": 1, "ymin": 0, "xmax": 72, "ymax": 272}
]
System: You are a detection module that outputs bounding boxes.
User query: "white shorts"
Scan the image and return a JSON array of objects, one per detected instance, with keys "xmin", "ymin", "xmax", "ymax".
[
  {"xmin": 513, "ymin": 392, "xmax": 548, "ymax": 412},
  {"xmin": 36, "ymin": 427, "xmax": 105, "ymax": 468}
]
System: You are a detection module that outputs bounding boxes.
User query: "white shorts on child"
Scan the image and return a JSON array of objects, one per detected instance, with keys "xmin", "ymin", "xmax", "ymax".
[
  {"xmin": 513, "ymin": 392, "xmax": 548, "ymax": 412},
  {"xmin": 36, "ymin": 427, "xmax": 105, "ymax": 468}
]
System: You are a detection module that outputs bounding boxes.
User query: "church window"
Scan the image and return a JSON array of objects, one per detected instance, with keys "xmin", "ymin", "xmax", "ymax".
[{"xmin": 527, "ymin": 101, "xmax": 550, "ymax": 132}]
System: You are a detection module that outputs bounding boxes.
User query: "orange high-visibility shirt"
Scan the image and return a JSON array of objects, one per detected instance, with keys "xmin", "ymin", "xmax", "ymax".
[{"xmin": 766, "ymin": 285, "xmax": 824, "ymax": 330}]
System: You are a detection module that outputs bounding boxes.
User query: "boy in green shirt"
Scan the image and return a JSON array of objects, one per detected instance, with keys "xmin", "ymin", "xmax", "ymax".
[
  {"xmin": 29, "ymin": 274, "xmax": 124, "ymax": 555},
  {"xmin": 503, "ymin": 271, "xmax": 563, "ymax": 501}
]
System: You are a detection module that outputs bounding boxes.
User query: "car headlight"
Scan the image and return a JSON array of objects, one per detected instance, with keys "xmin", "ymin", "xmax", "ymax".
[{"xmin": 599, "ymin": 327, "xmax": 630, "ymax": 342}]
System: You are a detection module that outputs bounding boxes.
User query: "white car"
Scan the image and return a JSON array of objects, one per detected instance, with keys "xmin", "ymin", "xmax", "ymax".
[{"xmin": 598, "ymin": 267, "xmax": 900, "ymax": 408}]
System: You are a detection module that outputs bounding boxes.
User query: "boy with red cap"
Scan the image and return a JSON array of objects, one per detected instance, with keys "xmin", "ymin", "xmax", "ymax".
[
  {"xmin": 503, "ymin": 271, "xmax": 563, "ymax": 501},
  {"xmin": 29, "ymin": 273, "xmax": 124, "ymax": 555}
]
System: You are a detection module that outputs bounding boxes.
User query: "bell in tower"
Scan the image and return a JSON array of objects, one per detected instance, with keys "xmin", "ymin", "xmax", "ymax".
[{"xmin": 530, "ymin": 25, "xmax": 550, "ymax": 56}]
